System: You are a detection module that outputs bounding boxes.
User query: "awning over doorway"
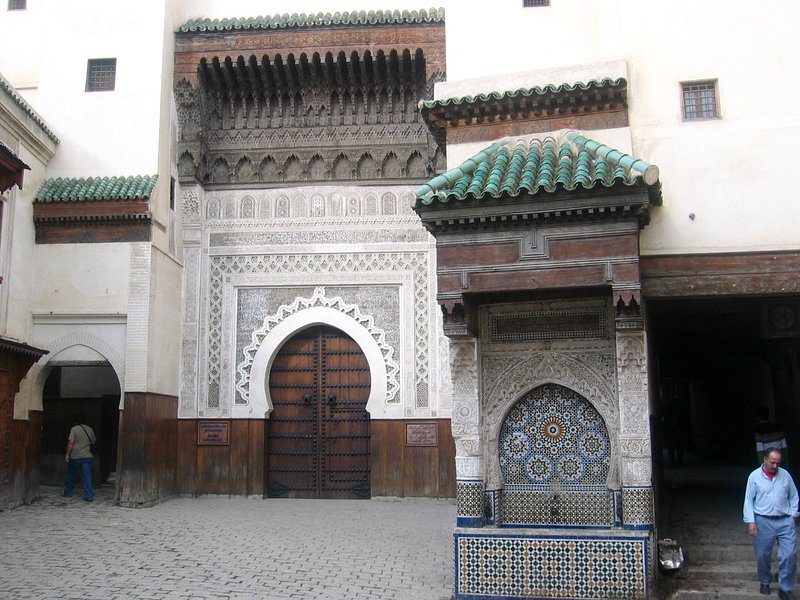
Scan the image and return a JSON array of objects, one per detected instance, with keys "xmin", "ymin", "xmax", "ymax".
[{"xmin": 415, "ymin": 131, "xmax": 661, "ymax": 207}]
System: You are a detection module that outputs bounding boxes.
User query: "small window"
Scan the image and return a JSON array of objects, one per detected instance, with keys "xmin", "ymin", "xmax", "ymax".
[
  {"xmin": 8, "ymin": 0, "xmax": 26, "ymax": 10},
  {"xmin": 169, "ymin": 177, "xmax": 176, "ymax": 211},
  {"xmin": 681, "ymin": 80, "xmax": 719, "ymax": 120},
  {"xmin": 86, "ymin": 58, "xmax": 117, "ymax": 92},
  {"xmin": 523, "ymin": 0, "xmax": 550, "ymax": 5}
]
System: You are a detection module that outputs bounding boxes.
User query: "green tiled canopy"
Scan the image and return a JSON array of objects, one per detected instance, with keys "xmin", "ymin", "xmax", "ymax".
[
  {"xmin": 35, "ymin": 175, "xmax": 158, "ymax": 202},
  {"xmin": 178, "ymin": 8, "xmax": 444, "ymax": 33},
  {"xmin": 415, "ymin": 132, "xmax": 661, "ymax": 206},
  {"xmin": 418, "ymin": 78, "xmax": 625, "ymax": 112}
]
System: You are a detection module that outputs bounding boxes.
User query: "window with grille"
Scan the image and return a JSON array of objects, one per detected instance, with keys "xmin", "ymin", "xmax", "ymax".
[
  {"xmin": 7, "ymin": 0, "xmax": 26, "ymax": 10},
  {"xmin": 85, "ymin": 58, "xmax": 117, "ymax": 92},
  {"xmin": 523, "ymin": 0, "xmax": 550, "ymax": 5},
  {"xmin": 681, "ymin": 80, "xmax": 719, "ymax": 120}
]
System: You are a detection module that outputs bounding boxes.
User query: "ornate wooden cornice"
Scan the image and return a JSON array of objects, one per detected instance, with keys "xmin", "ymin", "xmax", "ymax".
[
  {"xmin": 420, "ymin": 78, "xmax": 628, "ymax": 146},
  {"xmin": 174, "ymin": 12, "xmax": 446, "ymax": 187},
  {"xmin": 32, "ymin": 176, "xmax": 155, "ymax": 243}
]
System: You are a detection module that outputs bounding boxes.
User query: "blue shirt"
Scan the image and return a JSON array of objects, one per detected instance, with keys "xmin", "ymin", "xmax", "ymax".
[{"xmin": 743, "ymin": 466, "xmax": 799, "ymax": 523}]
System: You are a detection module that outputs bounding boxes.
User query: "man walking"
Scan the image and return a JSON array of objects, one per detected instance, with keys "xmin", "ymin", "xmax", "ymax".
[
  {"xmin": 744, "ymin": 448, "xmax": 799, "ymax": 598},
  {"xmin": 62, "ymin": 415, "xmax": 96, "ymax": 502}
]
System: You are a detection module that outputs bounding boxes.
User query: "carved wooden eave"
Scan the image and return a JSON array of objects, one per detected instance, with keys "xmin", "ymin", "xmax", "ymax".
[
  {"xmin": 413, "ymin": 133, "xmax": 661, "ymax": 336},
  {"xmin": 32, "ymin": 175, "xmax": 156, "ymax": 243},
  {"xmin": 173, "ymin": 12, "xmax": 446, "ymax": 187},
  {"xmin": 420, "ymin": 78, "xmax": 628, "ymax": 146},
  {"xmin": 0, "ymin": 336, "xmax": 47, "ymax": 360},
  {"xmin": 415, "ymin": 184, "xmax": 654, "ymax": 234},
  {"xmin": 0, "ymin": 142, "xmax": 29, "ymax": 193}
]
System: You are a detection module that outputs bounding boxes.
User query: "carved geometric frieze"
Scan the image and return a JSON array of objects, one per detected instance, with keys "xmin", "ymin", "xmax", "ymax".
[
  {"xmin": 456, "ymin": 456, "xmax": 483, "ymax": 479},
  {"xmin": 236, "ymin": 286, "xmax": 400, "ymax": 405},
  {"xmin": 205, "ymin": 252, "xmax": 431, "ymax": 412},
  {"xmin": 619, "ymin": 396, "xmax": 650, "ymax": 437},
  {"xmin": 451, "ymin": 338, "xmax": 478, "ymax": 401},
  {"xmin": 622, "ymin": 458, "xmax": 653, "ymax": 487},
  {"xmin": 619, "ymin": 437, "xmax": 651, "ymax": 458},
  {"xmin": 617, "ymin": 334, "xmax": 647, "ymax": 395},
  {"xmin": 182, "ymin": 188, "xmax": 200, "ymax": 225},
  {"xmin": 203, "ymin": 187, "xmax": 419, "ymax": 222},
  {"xmin": 455, "ymin": 438, "xmax": 482, "ymax": 458}
]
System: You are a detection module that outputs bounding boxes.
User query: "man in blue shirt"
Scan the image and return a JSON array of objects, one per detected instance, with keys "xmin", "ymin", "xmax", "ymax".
[{"xmin": 744, "ymin": 448, "xmax": 799, "ymax": 598}]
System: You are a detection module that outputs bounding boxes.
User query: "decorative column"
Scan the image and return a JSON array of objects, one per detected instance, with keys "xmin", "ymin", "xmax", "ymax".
[
  {"xmin": 615, "ymin": 290, "xmax": 654, "ymax": 530},
  {"xmin": 451, "ymin": 336, "xmax": 484, "ymax": 527}
]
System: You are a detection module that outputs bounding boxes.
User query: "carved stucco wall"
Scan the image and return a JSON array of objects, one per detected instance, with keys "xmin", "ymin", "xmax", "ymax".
[{"xmin": 179, "ymin": 183, "xmax": 449, "ymax": 421}]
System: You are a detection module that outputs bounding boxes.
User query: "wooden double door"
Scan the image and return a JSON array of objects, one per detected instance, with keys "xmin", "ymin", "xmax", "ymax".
[{"xmin": 267, "ymin": 326, "xmax": 371, "ymax": 499}]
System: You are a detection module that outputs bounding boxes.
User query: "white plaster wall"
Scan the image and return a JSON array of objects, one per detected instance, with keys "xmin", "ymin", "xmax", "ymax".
[
  {"xmin": 0, "ymin": 140, "xmax": 49, "ymax": 342},
  {"xmin": 439, "ymin": 0, "xmax": 800, "ymax": 255},
  {"xmin": 32, "ymin": 244, "xmax": 130, "ymax": 315},
  {"xmin": 0, "ymin": 1, "xmax": 166, "ymax": 179},
  {"xmin": 146, "ymin": 247, "xmax": 182, "ymax": 396}
]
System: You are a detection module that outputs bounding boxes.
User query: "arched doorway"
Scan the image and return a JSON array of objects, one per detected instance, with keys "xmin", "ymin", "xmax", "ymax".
[
  {"xmin": 267, "ymin": 325, "xmax": 371, "ymax": 499},
  {"xmin": 40, "ymin": 364, "xmax": 120, "ymax": 487}
]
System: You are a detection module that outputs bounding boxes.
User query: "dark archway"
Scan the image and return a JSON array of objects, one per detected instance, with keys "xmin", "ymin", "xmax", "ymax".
[{"xmin": 41, "ymin": 364, "xmax": 120, "ymax": 488}]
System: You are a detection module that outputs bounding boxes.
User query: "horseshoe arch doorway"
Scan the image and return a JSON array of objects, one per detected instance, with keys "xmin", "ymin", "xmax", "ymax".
[{"xmin": 266, "ymin": 325, "xmax": 371, "ymax": 499}]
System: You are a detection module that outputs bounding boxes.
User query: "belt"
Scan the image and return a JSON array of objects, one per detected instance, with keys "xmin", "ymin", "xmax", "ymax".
[{"xmin": 755, "ymin": 513, "xmax": 788, "ymax": 519}]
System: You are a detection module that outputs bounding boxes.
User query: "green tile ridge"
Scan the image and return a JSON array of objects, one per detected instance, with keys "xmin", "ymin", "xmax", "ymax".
[
  {"xmin": 415, "ymin": 132, "xmax": 660, "ymax": 206},
  {"xmin": 35, "ymin": 175, "xmax": 158, "ymax": 203},
  {"xmin": 178, "ymin": 8, "xmax": 444, "ymax": 33},
  {"xmin": 418, "ymin": 77, "xmax": 625, "ymax": 111},
  {"xmin": 0, "ymin": 72, "xmax": 59, "ymax": 143}
]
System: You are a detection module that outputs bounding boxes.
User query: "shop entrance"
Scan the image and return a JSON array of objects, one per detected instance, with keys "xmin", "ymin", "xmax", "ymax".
[{"xmin": 267, "ymin": 325, "xmax": 371, "ymax": 499}]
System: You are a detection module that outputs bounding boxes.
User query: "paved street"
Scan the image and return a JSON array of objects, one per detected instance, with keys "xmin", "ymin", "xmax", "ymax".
[{"xmin": 0, "ymin": 485, "xmax": 456, "ymax": 600}]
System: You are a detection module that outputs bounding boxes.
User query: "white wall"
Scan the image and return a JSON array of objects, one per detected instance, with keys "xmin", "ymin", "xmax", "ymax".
[
  {"xmin": 440, "ymin": 0, "xmax": 800, "ymax": 255},
  {"xmin": 32, "ymin": 244, "xmax": 131, "ymax": 315}
]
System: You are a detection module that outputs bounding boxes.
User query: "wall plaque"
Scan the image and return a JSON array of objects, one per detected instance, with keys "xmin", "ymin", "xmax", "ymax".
[
  {"xmin": 406, "ymin": 422, "xmax": 438, "ymax": 447},
  {"xmin": 198, "ymin": 420, "xmax": 230, "ymax": 445}
]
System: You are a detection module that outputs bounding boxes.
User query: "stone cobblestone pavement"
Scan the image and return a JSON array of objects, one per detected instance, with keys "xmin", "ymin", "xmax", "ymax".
[{"xmin": 0, "ymin": 485, "xmax": 456, "ymax": 600}]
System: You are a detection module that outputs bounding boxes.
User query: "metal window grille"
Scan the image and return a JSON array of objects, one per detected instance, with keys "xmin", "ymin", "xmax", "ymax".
[
  {"xmin": 8, "ymin": 0, "xmax": 26, "ymax": 10},
  {"xmin": 86, "ymin": 58, "xmax": 117, "ymax": 92},
  {"xmin": 682, "ymin": 80, "xmax": 718, "ymax": 120},
  {"xmin": 523, "ymin": 0, "xmax": 550, "ymax": 6}
]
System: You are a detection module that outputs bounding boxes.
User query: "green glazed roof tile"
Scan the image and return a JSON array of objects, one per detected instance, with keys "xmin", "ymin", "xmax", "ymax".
[
  {"xmin": 418, "ymin": 77, "xmax": 625, "ymax": 112},
  {"xmin": 415, "ymin": 132, "xmax": 661, "ymax": 206},
  {"xmin": 35, "ymin": 175, "xmax": 158, "ymax": 203},
  {"xmin": 0, "ymin": 72, "xmax": 58, "ymax": 143},
  {"xmin": 178, "ymin": 8, "xmax": 444, "ymax": 33}
]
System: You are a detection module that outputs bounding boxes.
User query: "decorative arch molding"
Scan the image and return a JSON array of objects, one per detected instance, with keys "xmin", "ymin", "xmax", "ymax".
[
  {"xmin": 235, "ymin": 287, "xmax": 400, "ymax": 419},
  {"xmin": 482, "ymin": 351, "xmax": 619, "ymax": 490},
  {"xmin": 18, "ymin": 331, "xmax": 126, "ymax": 416}
]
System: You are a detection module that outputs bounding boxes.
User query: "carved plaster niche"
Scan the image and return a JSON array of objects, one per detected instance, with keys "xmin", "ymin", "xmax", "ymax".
[{"xmin": 482, "ymin": 352, "xmax": 620, "ymax": 490}]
